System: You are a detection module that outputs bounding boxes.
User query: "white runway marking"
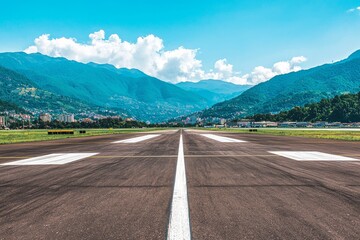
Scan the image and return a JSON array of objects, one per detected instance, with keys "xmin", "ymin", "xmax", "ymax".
[
  {"xmin": 1, "ymin": 153, "xmax": 98, "ymax": 166},
  {"xmin": 112, "ymin": 134, "xmax": 161, "ymax": 143},
  {"xmin": 167, "ymin": 134, "xmax": 191, "ymax": 240},
  {"xmin": 200, "ymin": 134, "xmax": 246, "ymax": 143},
  {"xmin": 269, "ymin": 151, "xmax": 358, "ymax": 161}
]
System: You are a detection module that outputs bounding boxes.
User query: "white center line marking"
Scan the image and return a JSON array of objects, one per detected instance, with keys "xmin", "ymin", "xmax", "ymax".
[
  {"xmin": 1, "ymin": 153, "xmax": 98, "ymax": 165},
  {"xmin": 200, "ymin": 134, "xmax": 246, "ymax": 143},
  {"xmin": 167, "ymin": 134, "xmax": 191, "ymax": 240},
  {"xmin": 112, "ymin": 134, "xmax": 161, "ymax": 143},
  {"xmin": 269, "ymin": 151, "xmax": 359, "ymax": 161}
]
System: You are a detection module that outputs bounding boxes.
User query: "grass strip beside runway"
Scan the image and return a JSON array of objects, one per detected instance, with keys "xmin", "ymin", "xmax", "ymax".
[
  {"xmin": 202, "ymin": 128, "xmax": 360, "ymax": 141},
  {"xmin": 0, "ymin": 128, "xmax": 167, "ymax": 144}
]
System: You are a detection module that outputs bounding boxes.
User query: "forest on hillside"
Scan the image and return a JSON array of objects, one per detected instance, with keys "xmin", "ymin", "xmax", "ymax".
[{"xmin": 246, "ymin": 92, "xmax": 360, "ymax": 123}]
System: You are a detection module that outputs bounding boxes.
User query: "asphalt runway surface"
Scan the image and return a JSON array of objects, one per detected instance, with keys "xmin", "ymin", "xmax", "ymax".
[{"xmin": 1, "ymin": 129, "xmax": 360, "ymax": 239}]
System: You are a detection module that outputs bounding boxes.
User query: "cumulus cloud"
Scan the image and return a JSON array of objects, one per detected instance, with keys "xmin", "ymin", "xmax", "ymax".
[
  {"xmin": 347, "ymin": 6, "xmax": 360, "ymax": 13},
  {"xmin": 25, "ymin": 30, "xmax": 306, "ymax": 85},
  {"xmin": 249, "ymin": 56, "xmax": 306, "ymax": 84},
  {"xmin": 204, "ymin": 56, "xmax": 307, "ymax": 85}
]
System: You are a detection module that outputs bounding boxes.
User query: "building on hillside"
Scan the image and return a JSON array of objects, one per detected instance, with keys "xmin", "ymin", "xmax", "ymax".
[
  {"xmin": 81, "ymin": 118, "xmax": 93, "ymax": 123},
  {"xmin": 58, "ymin": 114, "xmax": 75, "ymax": 123},
  {"xmin": 39, "ymin": 113, "xmax": 52, "ymax": 122},
  {"xmin": 0, "ymin": 116, "xmax": 8, "ymax": 127}
]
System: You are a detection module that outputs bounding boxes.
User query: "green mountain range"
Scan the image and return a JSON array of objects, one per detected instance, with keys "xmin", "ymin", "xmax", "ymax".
[
  {"xmin": 176, "ymin": 79, "xmax": 251, "ymax": 105},
  {"xmin": 200, "ymin": 50, "xmax": 360, "ymax": 118},
  {"xmin": 0, "ymin": 66, "xmax": 105, "ymax": 115},
  {"xmin": 3, "ymin": 50, "xmax": 360, "ymax": 123},
  {"xmin": 0, "ymin": 52, "xmax": 210, "ymax": 122}
]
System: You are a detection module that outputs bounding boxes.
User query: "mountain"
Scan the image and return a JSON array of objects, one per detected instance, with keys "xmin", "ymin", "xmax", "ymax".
[
  {"xmin": 86, "ymin": 62, "xmax": 148, "ymax": 78},
  {"xmin": 0, "ymin": 52, "xmax": 209, "ymax": 122},
  {"xmin": 200, "ymin": 51, "xmax": 360, "ymax": 118},
  {"xmin": 0, "ymin": 99, "xmax": 26, "ymax": 113},
  {"xmin": 0, "ymin": 66, "xmax": 106, "ymax": 115},
  {"xmin": 176, "ymin": 79, "xmax": 252, "ymax": 105},
  {"xmin": 347, "ymin": 50, "xmax": 360, "ymax": 61},
  {"xmin": 249, "ymin": 91, "xmax": 360, "ymax": 123}
]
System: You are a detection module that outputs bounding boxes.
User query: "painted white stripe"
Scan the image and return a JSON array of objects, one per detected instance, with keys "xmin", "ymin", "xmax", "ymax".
[
  {"xmin": 200, "ymin": 134, "xmax": 246, "ymax": 143},
  {"xmin": 167, "ymin": 134, "xmax": 191, "ymax": 240},
  {"xmin": 1, "ymin": 153, "xmax": 98, "ymax": 165},
  {"xmin": 269, "ymin": 151, "xmax": 359, "ymax": 161},
  {"xmin": 112, "ymin": 134, "xmax": 161, "ymax": 143}
]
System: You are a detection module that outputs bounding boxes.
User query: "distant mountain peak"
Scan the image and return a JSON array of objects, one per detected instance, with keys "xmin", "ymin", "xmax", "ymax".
[
  {"xmin": 176, "ymin": 79, "xmax": 252, "ymax": 105},
  {"xmin": 86, "ymin": 62, "xmax": 147, "ymax": 78}
]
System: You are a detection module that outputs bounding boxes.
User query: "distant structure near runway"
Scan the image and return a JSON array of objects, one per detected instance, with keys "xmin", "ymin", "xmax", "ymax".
[
  {"xmin": 57, "ymin": 114, "xmax": 75, "ymax": 123},
  {"xmin": 0, "ymin": 116, "xmax": 8, "ymax": 127}
]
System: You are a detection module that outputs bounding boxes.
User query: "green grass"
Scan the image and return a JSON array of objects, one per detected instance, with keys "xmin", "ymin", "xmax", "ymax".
[
  {"xmin": 0, "ymin": 128, "xmax": 168, "ymax": 144},
  {"xmin": 4, "ymin": 127, "xmax": 360, "ymax": 144},
  {"xmin": 202, "ymin": 128, "xmax": 360, "ymax": 141}
]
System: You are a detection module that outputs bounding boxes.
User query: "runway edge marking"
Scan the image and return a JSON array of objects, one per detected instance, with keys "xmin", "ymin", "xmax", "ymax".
[
  {"xmin": 0, "ymin": 153, "xmax": 99, "ymax": 165},
  {"xmin": 111, "ymin": 134, "xmax": 161, "ymax": 143},
  {"xmin": 200, "ymin": 133, "xmax": 246, "ymax": 143},
  {"xmin": 167, "ymin": 134, "xmax": 191, "ymax": 240},
  {"xmin": 269, "ymin": 151, "xmax": 359, "ymax": 161}
]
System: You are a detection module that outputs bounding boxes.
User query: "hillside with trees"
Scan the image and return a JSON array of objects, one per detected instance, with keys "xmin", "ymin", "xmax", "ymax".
[
  {"xmin": 0, "ymin": 52, "xmax": 210, "ymax": 122},
  {"xmin": 0, "ymin": 100, "xmax": 26, "ymax": 113},
  {"xmin": 247, "ymin": 92, "xmax": 360, "ymax": 123},
  {"xmin": 0, "ymin": 65, "xmax": 107, "ymax": 115}
]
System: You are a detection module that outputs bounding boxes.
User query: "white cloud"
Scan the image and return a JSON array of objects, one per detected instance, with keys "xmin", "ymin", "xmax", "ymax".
[
  {"xmin": 25, "ymin": 30, "xmax": 203, "ymax": 83},
  {"xmin": 214, "ymin": 59, "xmax": 233, "ymax": 77},
  {"xmin": 290, "ymin": 56, "xmax": 307, "ymax": 64},
  {"xmin": 220, "ymin": 56, "xmax": 306, "ymax": 85},
  {"xmin": 25, "ymin": 30, "xmax": 307, "ymax": 85},
  {"xmin": 347, "ymin": 6, "xmax": 360, "ymax": 13}
]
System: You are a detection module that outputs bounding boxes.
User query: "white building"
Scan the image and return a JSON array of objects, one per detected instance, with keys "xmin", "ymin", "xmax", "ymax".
[
  {"xmin": 39, "ymin": 113, "xmax": 52, "ymax": 122},
  {"xmin": 0, "ymin": 116, "xmax": 7, "ymax": 127},
  {"xmin": 237, "ymin": 121, "xmax": 252, "ymax": 128},
  {"xmin": 278, "ymin": 122, "xmax": 297, "ymax": 128},
  {"xmin": 252, "ymin": 121, "xmax": 278, "ymax": 128},
  {"xmin": 58, "ymin": 114, "xmax": 75, "ymax": 123}
]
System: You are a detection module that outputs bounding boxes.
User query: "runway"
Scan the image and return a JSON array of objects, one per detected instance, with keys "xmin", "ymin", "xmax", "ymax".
[{"xmin": 1, "ymin": 129, "xmax": 360, "ymax": 239}]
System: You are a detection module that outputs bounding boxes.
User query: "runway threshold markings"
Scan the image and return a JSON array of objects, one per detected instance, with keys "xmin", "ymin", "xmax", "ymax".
[
  {"xmin": 0, "ymin": 153, "xmax": 98, "ymax": 166},
  {"xmin": 269, "ymin": 151, "xmax": 359, "ymax": 161},
  {"xmin": 167, "ymin": 134, "xmax": 191, "ymax": 240},
  {"xmin": 199, "ymin": 133, "xmax": 246, "ymax": 143},
  {"xmin": 111, "ymin": 134, "xmax": 161, "ymax": 143}
]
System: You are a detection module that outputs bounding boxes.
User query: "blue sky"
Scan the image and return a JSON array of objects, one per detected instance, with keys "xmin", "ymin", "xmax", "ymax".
[{"xmin": 1, "ymin": 0, "xmax": 360, "ymax": 84}]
